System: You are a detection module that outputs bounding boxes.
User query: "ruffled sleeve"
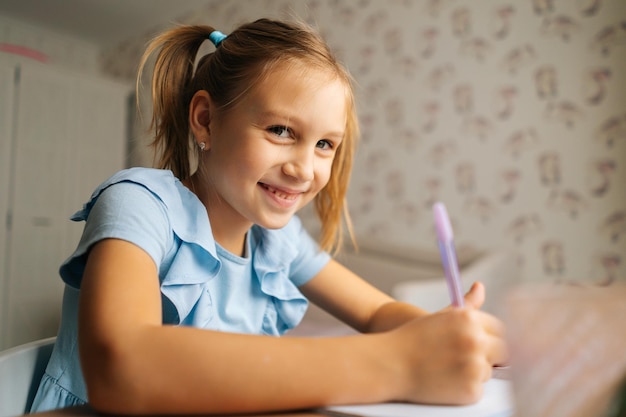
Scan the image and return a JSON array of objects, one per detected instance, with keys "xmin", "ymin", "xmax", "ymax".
[
  {"xmin": 60, "ymin": 168, "xmax": 222, "ymax": 326},
  {"xmin": 60, "ymin": 168, "xmax": 176, "ymax": 288},
  {"xmin": 160, "ymin": 242, "xmax": 221, "ymax": 326},
  {"xmin": 251, "ymin": 217, "xmax": 331, "ymax": 334}
]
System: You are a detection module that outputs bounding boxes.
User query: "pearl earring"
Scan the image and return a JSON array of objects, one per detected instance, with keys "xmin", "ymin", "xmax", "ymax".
[{"xmin": 199, "ymin": 142, "xmax": 206, "ymax": 151}]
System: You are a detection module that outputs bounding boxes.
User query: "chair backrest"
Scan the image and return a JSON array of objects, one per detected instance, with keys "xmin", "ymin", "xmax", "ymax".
[{"xmin": 0, "ymin": 337, "xmax": 55, "ymax": 417}]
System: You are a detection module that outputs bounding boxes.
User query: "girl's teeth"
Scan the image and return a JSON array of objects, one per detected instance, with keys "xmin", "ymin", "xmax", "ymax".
[{"xmin": 263, "ymin": 184, "xmax": 296, "ymax": 200}]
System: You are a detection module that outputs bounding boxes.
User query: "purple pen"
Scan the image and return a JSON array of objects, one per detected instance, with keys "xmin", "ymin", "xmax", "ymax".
[{"xmin": 433, "ymin": 202, "xmax": 464, "ymax": 307}]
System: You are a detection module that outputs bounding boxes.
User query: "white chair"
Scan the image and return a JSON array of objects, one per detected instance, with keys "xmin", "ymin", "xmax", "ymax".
[{"xmin": 0, "ymin": 337, "xmax": 55, "ymax": 417}]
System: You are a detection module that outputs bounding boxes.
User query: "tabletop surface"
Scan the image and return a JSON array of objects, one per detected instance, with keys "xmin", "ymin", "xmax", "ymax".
[{"xmin": 28, "ymin": 406, "xmax": 333, "ymax": 416}]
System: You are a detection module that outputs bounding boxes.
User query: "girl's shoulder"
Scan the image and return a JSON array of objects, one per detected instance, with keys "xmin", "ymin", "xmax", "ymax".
[
  {"xmin": 94, "ymin": 167, "xmax": 178, "ymax": 200},
  {"xmin": 73, "ymin": 168, "xmax": 210, "ymax": 242},
  {"xmin": 97, "ymin": 168, "xmax": 216, "ymax": 253},
  {"xmin": 69, "ymin": 168, "xmax": 177, "ymax": 221},
  {"xmin": 69, "ymin": 167, "xmax": 218, "ymax": 263},
  {"xmin": 88, "ymin": 166, "xmax": 181, "ymax": 203}
]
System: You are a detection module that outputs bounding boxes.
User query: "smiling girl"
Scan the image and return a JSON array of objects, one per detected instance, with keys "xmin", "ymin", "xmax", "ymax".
[{"xmin": 30, "ymin": 18, "xmax": 507, "ymax": 415}]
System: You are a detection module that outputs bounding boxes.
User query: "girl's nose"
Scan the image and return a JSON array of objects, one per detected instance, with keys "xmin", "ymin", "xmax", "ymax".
[{"xmin": 282, "ymin": 147, "xmax": 315, "ymax": 182}]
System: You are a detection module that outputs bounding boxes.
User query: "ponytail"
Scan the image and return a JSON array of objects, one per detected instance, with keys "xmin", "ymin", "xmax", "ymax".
[{"xmin": 137, "ymin": 25, "xmax": 217, "ymax": 180}]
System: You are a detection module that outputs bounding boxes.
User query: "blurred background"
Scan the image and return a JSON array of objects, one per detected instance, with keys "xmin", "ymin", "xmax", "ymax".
[{"xmin": 1, "ymin": 0, "xmax": 625, "ymax": 349}]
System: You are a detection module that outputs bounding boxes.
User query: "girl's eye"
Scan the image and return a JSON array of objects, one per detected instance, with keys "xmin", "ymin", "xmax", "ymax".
[
  {"xmin": 268, "ymin": 125, "xmax": 291, "ymax": 138},
  {"xmin": 316, "ymin": 139, "xmax": 334, "ymax": 150}
]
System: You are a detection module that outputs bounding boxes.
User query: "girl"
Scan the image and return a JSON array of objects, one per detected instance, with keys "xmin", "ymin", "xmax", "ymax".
[{"xmin": 31, "ymin": 18, "xmax": 507, "ymax": 415}]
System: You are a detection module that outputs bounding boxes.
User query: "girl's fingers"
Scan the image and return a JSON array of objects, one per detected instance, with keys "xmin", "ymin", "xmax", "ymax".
[
  {"xmin": 486, "ymin": 332, "xmax": 509, "ymax": 366},
  {"xmin": 482, "ymin": 360, "xmax": 494, "ymax": 382},
  {"xmin": 480, "ymin": 311, "xmax": 506, "ymax": 338},
  {"xmin": 463, "ymin": 281, "xmax": 485, "ymax": 309}
]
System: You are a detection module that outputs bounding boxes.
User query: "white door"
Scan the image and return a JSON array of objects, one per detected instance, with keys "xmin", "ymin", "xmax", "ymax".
[
  {"xmin": 0, "ymin": 62, "xmax": 17, "ymax": 347},
  {"xmin": 3, "ymin": 61, "xmax": 129, "ymax": 348}
]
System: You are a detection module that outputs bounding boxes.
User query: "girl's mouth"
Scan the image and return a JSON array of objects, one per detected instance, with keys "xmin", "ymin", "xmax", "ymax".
[{"xmin": 259, "ymin": 182, "xmax": 300, "ymax": 201}]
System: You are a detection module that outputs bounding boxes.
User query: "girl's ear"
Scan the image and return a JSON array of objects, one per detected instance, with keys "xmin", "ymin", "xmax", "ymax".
[{"xmin": 189, "ymin": 90, "xmax": 213, "ymax": 149}]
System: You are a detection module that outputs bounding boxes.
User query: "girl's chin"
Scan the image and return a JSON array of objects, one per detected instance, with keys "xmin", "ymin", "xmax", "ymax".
[
  {"xmin": 254, "ymin": 211, "xmax": 298, "ymax": 230},
  {"xmin": 257, "ymin": 218, "xmax": 292, "ymax": 230}
]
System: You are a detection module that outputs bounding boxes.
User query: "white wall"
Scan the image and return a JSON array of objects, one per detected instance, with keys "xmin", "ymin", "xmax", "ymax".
[{"xmin": 0, "ymin": 16, "xmax": 101, "ymax": 75}]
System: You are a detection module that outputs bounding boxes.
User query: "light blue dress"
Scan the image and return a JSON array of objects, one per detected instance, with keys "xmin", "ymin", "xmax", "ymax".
[{"xmin": 30, "ymin": 167, "xmax": 330, "ymax": 412}]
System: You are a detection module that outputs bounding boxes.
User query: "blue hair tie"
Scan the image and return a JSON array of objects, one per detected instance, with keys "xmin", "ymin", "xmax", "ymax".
[{"xmin": 208, "ymin": 30, "xmax": 227, "ymax": 47}]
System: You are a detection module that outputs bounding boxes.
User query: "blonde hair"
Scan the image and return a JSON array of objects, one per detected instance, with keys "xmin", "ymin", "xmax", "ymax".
[{"xmin": 137, "ymin": 18, "xmax": 358, "ymax": 254}]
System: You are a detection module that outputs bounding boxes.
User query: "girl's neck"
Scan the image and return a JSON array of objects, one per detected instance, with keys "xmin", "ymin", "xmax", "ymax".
[
  {"xmin": 184, "ymin": 173, "xmax": 250, "ymax": 257},
  {"xmin": 213, "ymin": 229, "xmax": 248, "ymax": 257}
]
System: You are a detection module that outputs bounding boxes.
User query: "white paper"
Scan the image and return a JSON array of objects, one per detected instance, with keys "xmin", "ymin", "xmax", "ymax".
[{"xmin": 323, "ymin": 378, "xmax": 514, "ymax": 417}]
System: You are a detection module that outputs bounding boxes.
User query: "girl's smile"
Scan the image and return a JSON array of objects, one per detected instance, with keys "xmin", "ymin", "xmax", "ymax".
[{"xmin": 258, "ymin": 182, "xmax": 306, "ymax": 208}]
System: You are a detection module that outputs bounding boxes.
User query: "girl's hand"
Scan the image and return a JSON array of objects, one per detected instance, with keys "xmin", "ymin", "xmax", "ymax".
[{"xmin": 383, "ymin": 282, "xmax": 508, "ymax": 405}]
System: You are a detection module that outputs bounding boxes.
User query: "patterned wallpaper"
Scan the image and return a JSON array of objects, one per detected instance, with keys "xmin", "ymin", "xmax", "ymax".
[{"xmin": 102, "ymin": 0, "xmax": 626, "ymax": 285}]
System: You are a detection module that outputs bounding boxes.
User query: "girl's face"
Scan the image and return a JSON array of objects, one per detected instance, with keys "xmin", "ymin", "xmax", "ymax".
[{"xmin": 201, "ymin": 64, "xmax": 348, "ymax": 239}]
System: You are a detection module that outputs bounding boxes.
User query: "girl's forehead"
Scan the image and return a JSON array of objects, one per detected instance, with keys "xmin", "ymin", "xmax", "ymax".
[
  {"xmin": 264, "ymin": 61, "xmax": 341, "ymax": 87},
  {"xmin": 253, "ymin": 63, "xmax": 349, "ymax": 106},
  {"xmin": 241, "ymin": 64, "xmax": 348, "ymax": 130}
]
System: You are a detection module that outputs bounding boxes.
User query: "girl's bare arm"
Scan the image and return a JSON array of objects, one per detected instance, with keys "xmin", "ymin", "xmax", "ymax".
[
  {"xmin": 299, "ymin": 259, "xmax": 430, "ymax": 333},
  {"xmin": 300, "ymin": 259, "xmax": 493, "ymax": 333}
]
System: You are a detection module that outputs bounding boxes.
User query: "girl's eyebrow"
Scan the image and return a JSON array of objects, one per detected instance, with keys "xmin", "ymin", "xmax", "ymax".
[
  {"xmin": 257, "ymin": 109, "xmax": 295, "ymax": 122},
  {"xmin": 325, "ymin": 131, "xmax": 346, "ymax": 142}
]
